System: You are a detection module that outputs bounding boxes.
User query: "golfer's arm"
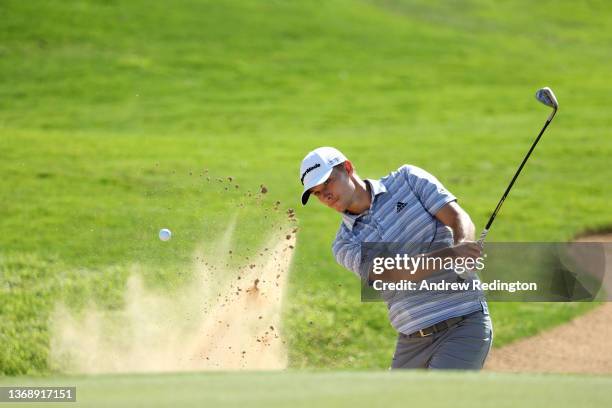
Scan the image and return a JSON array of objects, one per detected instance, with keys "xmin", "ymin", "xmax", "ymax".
[
  {"xmin": 434, "ymin": 201, "xmax": 475, "ymax": 244},
  {"xmin": 367, "ymin": 202, "xmax": 475, "ymax": 283},
  {"xmin": 367, "ymin": 246, "xmax": 456, "ymax": 283}
]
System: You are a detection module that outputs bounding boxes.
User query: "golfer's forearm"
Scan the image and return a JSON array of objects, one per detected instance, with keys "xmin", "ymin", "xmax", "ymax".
[
  {"xmin": 449, "ymin": 213, "xmax": 475, "ymax": 244},
  {"xmin": 434, "ymin": 202, "xmax": 475, "ymax": 244},
  {"xmin": 368, "ymin": 246, "xmax": 456, "ymax": 283}
]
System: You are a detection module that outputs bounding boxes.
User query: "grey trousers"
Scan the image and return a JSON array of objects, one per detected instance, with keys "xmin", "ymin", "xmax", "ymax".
[{"xmin": 391, "ymin": 310, "xmax": 493, "ymax": 369}]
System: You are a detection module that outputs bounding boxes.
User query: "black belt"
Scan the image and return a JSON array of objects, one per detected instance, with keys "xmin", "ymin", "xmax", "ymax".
[{"xmin": 407, "ymin": 315, "xmax": 465, "ymax": 338}]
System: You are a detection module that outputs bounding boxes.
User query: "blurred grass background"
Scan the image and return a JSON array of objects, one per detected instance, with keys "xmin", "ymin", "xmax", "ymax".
[{"xmin": 1, "ymin": 0, "xmax": 611, "ymax": 374}]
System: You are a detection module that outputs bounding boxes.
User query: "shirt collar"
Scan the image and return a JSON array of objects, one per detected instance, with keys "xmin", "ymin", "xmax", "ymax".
[{"xmin": 341, "ymin": 178, "xmax": 387, "ymax": 230}]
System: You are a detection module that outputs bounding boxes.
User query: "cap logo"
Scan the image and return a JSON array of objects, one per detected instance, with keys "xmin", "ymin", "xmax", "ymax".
[{"xmin": 300, "ymin": 163, "xmax": 321, "ymax": 185}]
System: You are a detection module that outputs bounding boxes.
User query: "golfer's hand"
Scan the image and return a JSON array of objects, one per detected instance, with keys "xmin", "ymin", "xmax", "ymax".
[{"xmin": 451, "ymin": 241, "xmax": 482, "ymax": 262}]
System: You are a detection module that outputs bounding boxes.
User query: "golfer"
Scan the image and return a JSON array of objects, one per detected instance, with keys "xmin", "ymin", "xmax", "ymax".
[{"xmin": 299, "ymin": 146, "xmax": 493, "ymax": 369}]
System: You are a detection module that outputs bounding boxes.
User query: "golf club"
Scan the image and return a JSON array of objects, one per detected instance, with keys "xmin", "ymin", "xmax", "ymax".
[{"xmin": 477, "ymin": 87, "xmax": 559, "ymax": 245}]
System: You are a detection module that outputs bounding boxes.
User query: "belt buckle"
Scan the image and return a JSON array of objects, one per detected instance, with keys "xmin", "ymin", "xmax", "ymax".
[{"xmin": 418, "ymin": 329, "xmax": 433, "ymax": 337}]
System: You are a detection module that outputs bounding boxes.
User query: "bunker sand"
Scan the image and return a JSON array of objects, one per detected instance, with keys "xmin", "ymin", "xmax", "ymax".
[
  {"xmin": 49, "ymin": 218, "xmax": 296, "ymax": 373},
  {"xmin": 486, "ymin": 234, "xmax": 612, "ymax": 374}
]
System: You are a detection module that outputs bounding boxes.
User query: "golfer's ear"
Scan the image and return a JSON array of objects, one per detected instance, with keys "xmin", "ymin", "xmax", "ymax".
[{"xmin": 343, "ymin": 160, "xmax": 354, "ymax": 175}]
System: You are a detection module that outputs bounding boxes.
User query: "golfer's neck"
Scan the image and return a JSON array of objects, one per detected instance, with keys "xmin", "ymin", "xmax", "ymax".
[{"xmin": 345, "ymin": 178, "xmax": 371, "ymax": 215}]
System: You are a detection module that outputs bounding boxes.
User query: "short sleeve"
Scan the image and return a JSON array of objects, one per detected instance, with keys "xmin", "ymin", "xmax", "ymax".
[
  {"xmin": 332, "ymin": 229, "xmax": 370, "ymax": 281},
  {"xmin": 399, "ymin": 165, "xmax": 457, "ymax": 215}
]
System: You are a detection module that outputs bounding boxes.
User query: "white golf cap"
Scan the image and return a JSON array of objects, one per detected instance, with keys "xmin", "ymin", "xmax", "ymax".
[{"xmin": 299, "ymin": 146, "xmax": 347, "ymax": 205}]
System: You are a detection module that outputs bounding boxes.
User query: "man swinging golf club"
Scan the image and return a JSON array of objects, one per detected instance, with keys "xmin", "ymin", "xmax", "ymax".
[
  {"xmin": 299, "ymin": 148, "xmax": 493, "ymax": 369},
  {"xmin": 299, "ymin": 88, "xmax": 558, "ymax": 369}
]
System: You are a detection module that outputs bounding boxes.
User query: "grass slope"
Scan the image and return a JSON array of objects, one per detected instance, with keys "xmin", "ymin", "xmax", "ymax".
[{"xmin": 1, "ymin": 0, "xmax": 611, "ymax": 374}]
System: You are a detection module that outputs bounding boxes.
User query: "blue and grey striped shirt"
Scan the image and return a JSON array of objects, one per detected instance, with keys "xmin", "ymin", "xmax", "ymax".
[{"xmin": 332, "ymin": 165, "xmax": 485, "ymax": 335}]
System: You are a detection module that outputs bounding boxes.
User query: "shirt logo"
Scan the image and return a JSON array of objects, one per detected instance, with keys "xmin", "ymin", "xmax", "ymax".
[
  {"xmin": 396, "ymin": 202, "xmax": 407, "ymax": 213},
  {"xmin": 300, "ymin": 163, "xmax": 321, "ymax": 185}
]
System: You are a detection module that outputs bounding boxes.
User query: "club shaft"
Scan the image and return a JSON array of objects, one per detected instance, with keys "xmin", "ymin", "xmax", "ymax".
[{"xmin": 483, "ymin": 109, "xmax": 557, "ymax": 232}]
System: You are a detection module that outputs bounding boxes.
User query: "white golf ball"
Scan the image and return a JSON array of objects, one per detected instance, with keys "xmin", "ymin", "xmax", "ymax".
[{"xmin": 159, "ymin": 228, "xmax": 172, "ymax": 241}]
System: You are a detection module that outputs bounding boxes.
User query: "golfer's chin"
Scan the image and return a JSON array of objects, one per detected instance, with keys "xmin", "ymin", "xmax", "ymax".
[{"xmin": 329, "ymin": 198, "xmax": 346, "ymax": 212}]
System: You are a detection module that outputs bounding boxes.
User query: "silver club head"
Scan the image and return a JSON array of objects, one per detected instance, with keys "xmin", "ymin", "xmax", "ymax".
[{"xmin": 536, "ymin": 87, "xmax": 558, "ymax": 109}]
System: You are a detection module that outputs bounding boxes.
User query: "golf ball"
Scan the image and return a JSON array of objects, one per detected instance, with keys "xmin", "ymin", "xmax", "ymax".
[{"xmin": 159, "ymin": 228, "xmax": 172, "ymax": 241}]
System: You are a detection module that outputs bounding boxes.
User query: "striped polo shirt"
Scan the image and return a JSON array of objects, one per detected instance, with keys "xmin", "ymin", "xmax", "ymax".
[{"xmin": 332, "ymin": 164, "xmax": 485, "ymax": 335}]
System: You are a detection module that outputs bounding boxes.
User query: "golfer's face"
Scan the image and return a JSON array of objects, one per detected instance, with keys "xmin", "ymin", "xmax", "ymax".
[{"xmin": 310, "ymin": 167, "xmax": 352, "ymax": 212}]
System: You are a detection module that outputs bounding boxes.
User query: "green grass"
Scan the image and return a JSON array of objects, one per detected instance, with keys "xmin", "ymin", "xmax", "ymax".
[
  {"xmin": 1, "ymin": 0, "xmax": 611, "ymax": 374},
  {"xmin": 1, "ymin": 371, "xmax": 611, "ymax": 407}
]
